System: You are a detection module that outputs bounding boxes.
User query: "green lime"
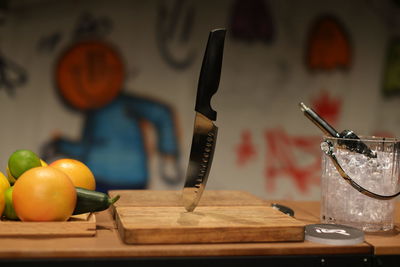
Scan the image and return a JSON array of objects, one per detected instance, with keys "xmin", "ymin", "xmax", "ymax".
[
  {"xmin": 8, "ymin": 149, "xmax": 41, "ymax": 179},
  {"xmin": 3, "ymin": 186, "xmax": 18, "ymax": 220}
]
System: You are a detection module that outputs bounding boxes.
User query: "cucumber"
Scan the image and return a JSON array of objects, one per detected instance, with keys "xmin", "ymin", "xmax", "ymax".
[{"xmin": 73, "ymin": 187, "xmax": 120, "ymax": 215}]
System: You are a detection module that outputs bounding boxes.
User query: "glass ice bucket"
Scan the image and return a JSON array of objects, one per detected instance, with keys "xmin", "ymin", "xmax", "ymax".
[{"xmin": 320, "ymin": 136, "xmax": 400, "ymax": 232}]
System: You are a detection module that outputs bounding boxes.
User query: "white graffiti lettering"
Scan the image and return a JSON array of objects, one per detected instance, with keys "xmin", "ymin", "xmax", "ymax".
[{"xmin": 315, "ymin": 227, "xmax": 350, "ymax": 236}]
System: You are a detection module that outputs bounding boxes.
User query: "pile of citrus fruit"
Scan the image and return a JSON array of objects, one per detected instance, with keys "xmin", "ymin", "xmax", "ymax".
[{"xmin": 0, "ymin": 149, "xmax": 119, "ymax": 222}]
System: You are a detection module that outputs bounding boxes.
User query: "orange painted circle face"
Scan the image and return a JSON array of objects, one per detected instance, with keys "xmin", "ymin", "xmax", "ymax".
[{"xmin": 56, "ymin": 41, "xmax": 124, "ymax": 110}]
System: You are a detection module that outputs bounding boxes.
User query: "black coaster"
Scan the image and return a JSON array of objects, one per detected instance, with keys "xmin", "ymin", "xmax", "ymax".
[{"xmin": 305, "ymin": 224, "xmax": 364, "ymax": 245}]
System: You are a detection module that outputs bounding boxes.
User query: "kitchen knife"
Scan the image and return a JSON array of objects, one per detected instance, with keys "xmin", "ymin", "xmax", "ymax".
[{"xmin": 182, "ymin": 29, "xmax": 226, "ymax": 212}]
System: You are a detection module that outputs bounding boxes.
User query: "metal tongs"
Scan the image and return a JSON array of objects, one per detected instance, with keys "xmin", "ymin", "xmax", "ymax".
[
  {"xmin": 299, "ymin": 102, "xmax": 400, "ymax": 200},
  {"xmin": 299, "ymin": 102, "xmax": 376, "ymax": 158}
]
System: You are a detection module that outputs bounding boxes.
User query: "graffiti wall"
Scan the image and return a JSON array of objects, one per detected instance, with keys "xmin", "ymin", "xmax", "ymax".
[{"xmin": 0, "ymin": 0, "xmax": 399, "ymax": 199}]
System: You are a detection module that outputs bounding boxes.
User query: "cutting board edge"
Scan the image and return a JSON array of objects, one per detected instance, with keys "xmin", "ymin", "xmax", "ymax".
[{"xmin": 118, "ymin": 225, "xmax": 305, "ymax": 245}]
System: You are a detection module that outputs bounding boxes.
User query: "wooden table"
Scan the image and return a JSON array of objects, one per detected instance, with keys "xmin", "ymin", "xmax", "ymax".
[
  {"xmin": 0, "ymin": 191, "xmax": 398, "ymax": 267},
  {"xmin": 286, "ymin": 201, "xmax": 400, "ymax": 256}
]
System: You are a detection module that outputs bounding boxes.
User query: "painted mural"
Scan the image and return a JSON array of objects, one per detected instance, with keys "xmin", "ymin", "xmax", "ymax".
[
  {"xmin": 382, "ymin": 38, "xmax": 400, "ymax": 96},
  {"xmin": 306, "ymin": 15, "xmax": 351, "ymax": 71},
  {"xmin": 229, "ymin": 0, "xmax": 275, "ymax": 43},
  {"xmin": 156, "ymin": 0, "xmax": 196, "ymax": 70},
  {"xmin": 0, "ymin": 52, "xmax": 27, "ymax": 96},
  {"xmin": 0, "ymin": 0, "xmax": 398, "ymax": 200},
  {"xmin": 39, "ymin": 13, "xmax": 182, "ymax": 193}
]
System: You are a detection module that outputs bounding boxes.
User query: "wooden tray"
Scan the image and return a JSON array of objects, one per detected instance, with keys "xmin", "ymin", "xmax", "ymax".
[
  {"xmin": 0, "ymin": 213, "xmax": 96, "ymax": 237},
  {"xmin": 111, "ymin": 190, "xmax": 305, "ymax": 244}
]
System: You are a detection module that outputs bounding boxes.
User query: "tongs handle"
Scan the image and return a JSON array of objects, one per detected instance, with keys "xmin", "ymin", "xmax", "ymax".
[{"xmin": 299, "ymin": 102, "xmax": 339, "ymax": 137}]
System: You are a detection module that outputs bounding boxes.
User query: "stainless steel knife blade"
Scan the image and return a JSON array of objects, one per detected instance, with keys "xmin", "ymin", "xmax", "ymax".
[
  {"xmin": 182, "ymin": 29, "xmax": 226, "ymax": 212},
  {"xmin": 182, "ymin": 113, "xmax": 218, "ymax": 211}
]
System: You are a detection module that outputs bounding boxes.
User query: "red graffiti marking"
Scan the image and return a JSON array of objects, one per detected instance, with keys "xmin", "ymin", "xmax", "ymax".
[
  {"xmin": 263, "ymin": 91, "xmax": 342, "ymax": 193},
  {"xmin": 265, "ymin": 128, "xmax": 321, "ymax": 193},
  {"xmin": 236, "ymin": 130, "xmax": 257, "ymax": 166},
  {"xmin": 233, "ymin": 91, "xmax": 343, "ymax": 194}
]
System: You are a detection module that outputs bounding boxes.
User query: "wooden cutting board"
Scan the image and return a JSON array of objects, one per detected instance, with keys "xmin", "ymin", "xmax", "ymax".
[
  {"xmin": 112, "ymin": 190, "xmax": 305, "ymax": 244},
  {"xmin": 108, "ymin": 190, "xmax": 268, "ymax": 216},
  {"xmin": 0, "ymin": 213, "xmax": 96, "ymax": 237}
]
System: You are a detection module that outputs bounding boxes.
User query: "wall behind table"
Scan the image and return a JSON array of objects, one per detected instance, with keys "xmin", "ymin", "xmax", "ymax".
[{"xmin": 0, "ymin": 0, "xmax": 397, "ymax": 200}]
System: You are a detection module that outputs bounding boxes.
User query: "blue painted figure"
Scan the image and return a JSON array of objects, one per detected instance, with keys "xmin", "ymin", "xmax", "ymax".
[
  {"xmin": 45, "ymin": 34, "xmax": 182, "ymax": 193},
  {"xmin": 48, "ymin": 93, "xmax": 181, "ymax": 192}
]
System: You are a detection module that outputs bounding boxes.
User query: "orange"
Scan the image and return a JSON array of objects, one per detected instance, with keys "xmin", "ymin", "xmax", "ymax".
[
  {"xmin": 0, "ymin": 173, "xmax": 7, "ymax": 216},
  {"xmin": 13, "ymin": 166, "xmax": 77, "ymax": 221},
  {"xmin": 0, "ymin": 172, "xmax": 10, "ymax": 216},
  {"xmin": 50, "ymin": 159, "xmax": 96, "ymax": 190},
  {"xmin": 0, "ymin": 171, "xmax": 10, "ymax": 193},
  {"xmin": 0, "ymin": 190, "xmax": 4, "ymax": 217}
]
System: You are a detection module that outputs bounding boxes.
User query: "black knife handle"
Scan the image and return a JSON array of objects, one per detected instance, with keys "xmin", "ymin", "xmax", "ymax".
[{"xmin": 195, "ymin": 29, "xmax": 226, "ymax": 121}]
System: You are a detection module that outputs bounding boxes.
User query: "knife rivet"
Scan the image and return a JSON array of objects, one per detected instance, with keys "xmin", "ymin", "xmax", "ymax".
[
  {"xmin": 202, "ymin": 158, "xmax": 209, "ymax": 163},
  {"xmin": 203, "ymin": 153, "xmax": 209, "ymax": 158}
]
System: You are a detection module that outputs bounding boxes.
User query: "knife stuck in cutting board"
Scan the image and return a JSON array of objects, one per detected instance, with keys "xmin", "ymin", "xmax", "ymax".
[{"xmin": 182, "ymin": 29, "xmax": 226, "ymax": 212}]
